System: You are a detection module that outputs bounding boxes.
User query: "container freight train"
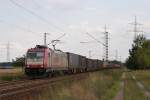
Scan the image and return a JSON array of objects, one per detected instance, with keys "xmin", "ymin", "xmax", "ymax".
[{"xmin": 25, "ymin": 45, "xmax": 115, "ymax": 77}]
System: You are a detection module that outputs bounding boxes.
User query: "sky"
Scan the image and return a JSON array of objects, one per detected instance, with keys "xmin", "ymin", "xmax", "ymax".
[{"xmin": 0, "ymin": 0, "xmax": 150, "ymax": 62}]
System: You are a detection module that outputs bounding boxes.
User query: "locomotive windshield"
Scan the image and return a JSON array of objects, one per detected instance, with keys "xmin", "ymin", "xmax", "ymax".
[
  {"xmin": 27, "ymin": 52, "xmax": 44, "ymax": 64},
  {"xmin": 27, "ymin": 52, "xmax": 44, "ymax": 59}
]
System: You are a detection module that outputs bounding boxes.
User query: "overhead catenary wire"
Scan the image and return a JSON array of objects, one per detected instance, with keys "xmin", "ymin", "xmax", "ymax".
[
  {"xmin": 30, "ymin": 0, "xmax": 42, "ymax": 9},
  {"xmin": 47, "ymin": 33, "xmax": 66, "ymax": 45},
  {"xmin": 80, "ymin": 41, "xmax": 97, "ymax": 44},
  {"xmin": 27, "ymin": 0, "xmax": 90, "ymax": 42},
  {"xmin": 55, "ymin": 33, "xmax": 66, "ymax": 40},
  {"xmin": 0, "ymin": 19, "xmax": 40, "ymax": 36},
  {"xmin": 30, "ymin": 0, "xmax": 68, "ymax": 29},
  {"xmin": 84, "ymin": 32, "xmax": 106, "ymax": 60},
  {"xmin": 8, "ymin": 0, "xmax": 66, "ymax": 43},
  {"xmin": 86, "ymin": 32, "xmax": 106, "ymax": 46},
  {"xmin": 9, "ymin": 0, "xmax": 65, "ymax": 34},
  {"xmin": 30, "ymin": 0, "xmax": 79, "ymax": 42},
  {"xmin": 0, "ymin": 19, "xmax": 43, "ymax": 35}
]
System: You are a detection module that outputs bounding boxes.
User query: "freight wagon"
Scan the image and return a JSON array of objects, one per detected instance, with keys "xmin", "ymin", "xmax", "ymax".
[
  {"xmin": 97, "ymin": 60, "xmax": 103, "ymax": 69},
  {"xmin": 86, "ymin": 58, "xmax": 93, "ymax": 71},
  {"xmin": 25, "ymin": 45, "xmax": 119, "ymax": 78},
  {"xmin": 66, "ymin": 52, "xmax": 87, "ymax": 73},
  {"xmin": 67, "ymin": 52, "xmax": 80, "ymax": 73},
  {"xmin": 51, "ymin": 50, "xmax": 68, "ymax": 71},
  {"xmin": 93, "ymin": 59, "xmax": 98, "ymax": 70},
  {"xmin": 79, "ymin": 55, "xmax": 87, "ymax": 72}
]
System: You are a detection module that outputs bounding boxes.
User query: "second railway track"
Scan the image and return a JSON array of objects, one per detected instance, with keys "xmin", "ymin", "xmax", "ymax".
[{"xmin": 0, "ymin": 72, "xmax": 89, "ymax": 100}]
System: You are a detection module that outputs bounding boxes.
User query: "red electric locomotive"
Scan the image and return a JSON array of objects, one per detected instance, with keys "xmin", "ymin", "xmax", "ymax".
[{"xmin": 25, "ymin": 45, "xmax": 68, "ymax": 77}]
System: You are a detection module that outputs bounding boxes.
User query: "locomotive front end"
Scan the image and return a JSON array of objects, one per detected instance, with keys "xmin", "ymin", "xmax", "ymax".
[{"xmin": 25, "ymin": 45, "xmax": 49, "ymax": 77}]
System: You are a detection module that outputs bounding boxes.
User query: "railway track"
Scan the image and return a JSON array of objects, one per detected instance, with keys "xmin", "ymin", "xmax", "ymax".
[
  {"xmin": 0, "ymin": 79, "xmax": 28, "ymax": 87},
  {"xmin": 0, "ymin": 72, "xmax": 88, "ymax": 100}
]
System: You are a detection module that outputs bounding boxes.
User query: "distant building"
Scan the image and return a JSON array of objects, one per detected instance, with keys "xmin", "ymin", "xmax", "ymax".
[{"xmin": 0, "ymin": 62, "xmax": 13, "ymax": 69}]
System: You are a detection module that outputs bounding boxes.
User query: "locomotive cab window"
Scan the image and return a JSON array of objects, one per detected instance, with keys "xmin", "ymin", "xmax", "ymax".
[{"xmin": 27, "ymin": 52, "xmax": 44, "ymax": 59}]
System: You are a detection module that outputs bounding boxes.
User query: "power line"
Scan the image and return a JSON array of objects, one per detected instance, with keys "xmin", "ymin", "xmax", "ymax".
[
  {"xmin": 9, "ymin": 0, "xmax": 65, "ymax": 34},
  {"xmin": 47, "ymin": 33, "xmax": 66, "ymax": 46},
  {"xmin": 23, "ymin": 0, "xmax": 82, "ymax": 41},
  {"xmin": 129, "ymin": 16, "xmax": 143, "ymax": 39},
  {"xmin": 30, "ymin": 0, "xmax": 80, "ymax": 39},
  {"xmin": 86, "ymin": 32, "xmax": 106, "ymax": 46},
  {"xmin": 84, "ymin": 32, "xmax": 106, "ymax": 60},
  {"xmin": 55, "ymin": 33, "xmax": 66, "ymax": 40},
  {"xmin": 30, "ymin": 0, "xmax": 67, "ymax": 29},
  {"xmin": 30, "ymin": 0, "xmax": 42, "ymax": 9},
  {"xmin": 80, "ymin": 41, "xmax": 98, "ymax": 59},
  {"xmin": 80, "ymin": 41, "xmax": 97, "ymax": 44},
  {"xmin": 0, "ymin": 19, "xmax": 39, "ymax": 35}
]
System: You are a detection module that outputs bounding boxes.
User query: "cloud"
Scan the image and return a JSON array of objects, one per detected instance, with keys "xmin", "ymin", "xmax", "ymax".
[
  {"xmin": 1, "ymin": 0, "xmax": 150, "ymax": 62},
  {"xmin": 44, "ymin": 0, "xmax": 85, "ymax": 11}
]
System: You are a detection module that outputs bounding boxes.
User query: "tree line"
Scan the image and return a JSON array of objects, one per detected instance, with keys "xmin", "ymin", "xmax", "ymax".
[
  {"xmin": 126, "ymin": 34, "xmax": 150, "ymax": 69},
  {"xmin": 12, "ymin": 56, "xmax": 25, "ymax": 67}
]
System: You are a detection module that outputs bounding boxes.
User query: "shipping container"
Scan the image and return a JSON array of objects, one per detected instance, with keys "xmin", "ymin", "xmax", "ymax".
[
  {"xmin": 51, "ymin": 50, "xmax": 68, "ymax": 70},
  {"xmin": 93, "ymin": 59, "xmax": 96, "ymax": 69},
  {"xmin": 79, "ymin": 56, "xmax": 86, "ymax": 69},
  {"xmin": 102, "ymin": 62, "xmax": 108, "ymax": 68},
  {"xmin": 67, "ymin": 52, "xmax": 80, "ymax": 69},
  {"xmin": 97, "ymin": 60, "xmax": 103, "ymax": 69},
  {"xmin": 86, "ymin": 58, "xmax": 93, "ymax": 71}
]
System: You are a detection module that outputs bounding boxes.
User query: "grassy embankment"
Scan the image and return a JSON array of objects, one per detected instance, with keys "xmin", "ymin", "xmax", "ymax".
[
  {"xmin": 134, "ymin": 70, "xmax": 150, "ymax": 91},
  {"xmin": 37, "ymin": 69, "xmax": 123, "ymax": 100},
  {"xmin": 124, "ymin": 70, "xmax": 150, "ymax": 100},
  {"xmin": 0, "ymin": 68, "xmax": 24, "ymax": 81}
]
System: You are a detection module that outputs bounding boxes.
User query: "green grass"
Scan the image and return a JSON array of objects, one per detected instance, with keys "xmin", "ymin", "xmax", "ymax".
[
  {"xmin": 37, "ymin": 69, "xmax": 123, "ymax": 100},
  {"xmin": 0, "ymin": 75, "xmax": 23, "ymax": 81},
  {"xmin": 0, "ymin": 68, "xmax": 24, "ymax": 81},
  {"xmin": 133, "ymin": 70, "xmax": 150, "ymax": 91},
  {"xmin": 124, "ymin": 71, "xmax": 149, "ymax": 100}
]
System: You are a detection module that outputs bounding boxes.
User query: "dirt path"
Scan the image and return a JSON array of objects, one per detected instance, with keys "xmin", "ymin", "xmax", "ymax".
[
  {"xmin": 114, "ymin": 73, "xmax": 125, "ymax": 100},
  {"xmin": 114, "ymin": 81, "xmax": 124, "ymax": 100}
]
